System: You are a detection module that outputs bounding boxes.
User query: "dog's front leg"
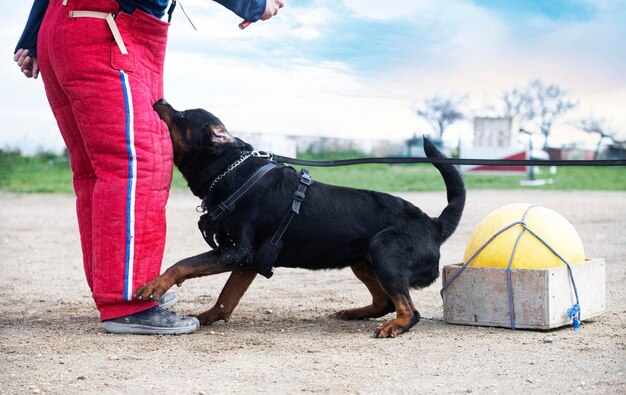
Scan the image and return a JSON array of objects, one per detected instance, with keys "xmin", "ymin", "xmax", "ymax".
[
  {"xmin": 135, "ymin": 247, "xmax": 250, "ymax": 302},
  {"xmin": 196, "ymin": 269, "xmax": 257, "ymax": 325}
]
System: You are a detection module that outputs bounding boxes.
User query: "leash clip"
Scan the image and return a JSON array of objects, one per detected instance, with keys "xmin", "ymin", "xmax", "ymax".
[{"xmin": 252, "ymin": 151, "xmax": 273, "ymax": 160}]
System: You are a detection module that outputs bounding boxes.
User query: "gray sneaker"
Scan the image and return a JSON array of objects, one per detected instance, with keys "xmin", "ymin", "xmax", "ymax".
[
  {"xmin": 102, "ymin": 306, "xmax": 200, "ymax": 335},
  {"xmin": 157, "ymin": 292, "xmax": 178, "ymax": 309}
]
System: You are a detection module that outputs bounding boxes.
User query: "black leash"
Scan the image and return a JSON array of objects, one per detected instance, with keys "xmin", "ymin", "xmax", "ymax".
[
  {"xmin": 267, "ymin": 153, "xmax": 626, "ymax": 168},
  {"xmin": 195, "ymin": 149, "xmax": 623, "ymax": 279}
]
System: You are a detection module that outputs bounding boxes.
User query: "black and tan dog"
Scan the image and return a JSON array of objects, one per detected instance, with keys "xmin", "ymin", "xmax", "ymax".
[{"xmin": 138, "ymin": 99, "xmax": 465, "ymax": 338}]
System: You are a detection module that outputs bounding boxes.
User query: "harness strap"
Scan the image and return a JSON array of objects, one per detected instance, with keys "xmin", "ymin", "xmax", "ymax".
[
  {"xmin": 271, "ymin": 169, "xmax": 311, "ymax": 244},
  {"xmin": 197, "ymin": 164, "xmax": 312, "ymax": 279},
  {"xmin": 199, "ymin": 162, "xmax": 277, "ymax": 248},
  {"xmin": 254, "ymin": 169, "xmax": 312, "ymax": 279},
  {"xmin": 68, "ymin": 10, "xmax": 128, "ymax": 55},
  {"xmin": 210, "ymin": 162, "xmax": 277, "ymax": 221}
]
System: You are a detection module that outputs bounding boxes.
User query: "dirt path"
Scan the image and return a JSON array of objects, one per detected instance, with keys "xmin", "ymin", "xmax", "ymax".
[{"xmin": 1, "ymin": 189, "xmax": 625, "ymax": 394}]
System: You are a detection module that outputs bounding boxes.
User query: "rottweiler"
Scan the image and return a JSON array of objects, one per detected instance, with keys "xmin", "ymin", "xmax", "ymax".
[{"xmin": 137, "ymin": 99, "xmax": 465, "ymax": 338}]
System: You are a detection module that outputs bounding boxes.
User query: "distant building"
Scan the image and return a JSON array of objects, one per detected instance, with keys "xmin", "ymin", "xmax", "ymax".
[{"xmin": 461, "ymin": 116, "xmax": 526, "ymax": 174}]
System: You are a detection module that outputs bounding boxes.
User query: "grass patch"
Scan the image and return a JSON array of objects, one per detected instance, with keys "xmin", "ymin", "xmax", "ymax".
[
  {"xmin": 293, "ymin": 164, "xmax": 625, "ymax": 191},
  {"xmin": 0, "ymin": 152, "xmax": 75, "ymax": 194},
  {"xmin": 1, "ymin": 151, "xmax": 624, "ymax": 194},
  {"xmin": 0, "ymin": 151, "xmax": 190, "ymax": 194}
]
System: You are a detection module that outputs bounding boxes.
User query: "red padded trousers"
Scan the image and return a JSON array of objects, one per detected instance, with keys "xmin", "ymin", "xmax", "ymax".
[{"xmin": 37, "ymin": 0, "xmax": 173, "ymax": 320}]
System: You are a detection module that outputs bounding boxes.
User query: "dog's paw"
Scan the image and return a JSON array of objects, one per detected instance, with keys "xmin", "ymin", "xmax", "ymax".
[
  {"xmin": 195, "ymin": 308, "xmax": 229, "ymax": 326},
  {"xmin": 135, "ymin": 276, "xmax": 173, "ymax": 301},
  {"xmin": 374, "ymin": 321, "xmax": 405, "ymax": 338},
  {"xmin": 374, "ymin": 311, "xmax": 420, "ymax": 338}
]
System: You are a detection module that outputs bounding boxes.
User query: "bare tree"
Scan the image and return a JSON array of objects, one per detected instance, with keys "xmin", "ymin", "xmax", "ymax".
[
  {"xmin": 501, "ymin": 79, "xmax": 577, "ymax": 150},
  {"xmin": 577, "ymin": 116, "xmax": 619, "ymax": 159},
  {"xmin": 502, "ymin": 87, "xmax": 534, "ymax": 127},
  {"xmin": 416, "ymin": 95, "xmax": 466, "ymax": 140},
  {"xmin": 528, "ymin": 79, "xmax": 578, "ymax": 150}
]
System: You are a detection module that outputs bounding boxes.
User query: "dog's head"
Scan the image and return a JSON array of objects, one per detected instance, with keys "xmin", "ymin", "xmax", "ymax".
[{"xmin": 153, "ymin": 99, "xmax": 248, "ymax": 165}]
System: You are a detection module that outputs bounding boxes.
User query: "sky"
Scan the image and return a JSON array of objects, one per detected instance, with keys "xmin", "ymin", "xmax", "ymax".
[{"xmin": 2, "ymin": 0, "xmax": 626, "ymax": 154}]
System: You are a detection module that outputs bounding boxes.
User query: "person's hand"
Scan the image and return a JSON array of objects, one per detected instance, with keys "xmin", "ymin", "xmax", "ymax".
[
  {"xmin": 14, "ymin": 48, "xmax": 40, "ymax": 79},
  {"xmin": 260, "ymin": 0, "xmax": 284, "ymax": 21}
]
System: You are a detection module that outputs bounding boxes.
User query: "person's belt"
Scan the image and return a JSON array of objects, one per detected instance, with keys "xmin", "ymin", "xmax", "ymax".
[{"xmin": 63, "ymin": 2, "xmax": 128, "ymax": 55}]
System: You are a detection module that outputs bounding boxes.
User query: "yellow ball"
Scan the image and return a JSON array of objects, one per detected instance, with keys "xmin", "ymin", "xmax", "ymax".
[{"xmin": 464, "ymin": 203, "xmax": 585, "ymax": 269}]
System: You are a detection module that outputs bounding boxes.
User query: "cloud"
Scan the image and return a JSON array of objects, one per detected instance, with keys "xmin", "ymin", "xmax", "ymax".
[
  {"xmin": 342, "ymin": 0, "xmax": 428, "ymax": 20},
  {"xmin": 171, "ymin": 0, "xmax": 335, "ymax": 43},
  {"xmin": 163, "ymin": 52, "xmax": 418, "ymax": 139},
  {"xmin": 1, "ymin": 0, "xmax": 625, "ymax": 155}
]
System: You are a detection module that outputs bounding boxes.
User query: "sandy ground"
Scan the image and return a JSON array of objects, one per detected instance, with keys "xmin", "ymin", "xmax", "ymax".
[{"xmin": 1, "ymin": 189, "xmax": 625, "ymax": 394}]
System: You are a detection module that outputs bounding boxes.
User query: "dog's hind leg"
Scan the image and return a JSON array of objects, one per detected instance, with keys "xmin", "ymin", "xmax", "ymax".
[
  {"xmin": 373, "ymin": 292, "xmax": 420, "ymax": 338},
  {"xmin": 336, "ymin": 263, "xmax": 394, "ymax": 320},
  {"xmin": 368, "ymin": 228, "xmax": 421, "ymax": 338},
  {"xmin": 195, "ymin": 269, "xmax": 257, "ymax": 325}
]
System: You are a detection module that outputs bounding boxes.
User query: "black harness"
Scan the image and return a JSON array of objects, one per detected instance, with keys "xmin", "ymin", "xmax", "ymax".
[{"xmin": 196, "ymin": 156, "xmax": 312, "ymax": 279}]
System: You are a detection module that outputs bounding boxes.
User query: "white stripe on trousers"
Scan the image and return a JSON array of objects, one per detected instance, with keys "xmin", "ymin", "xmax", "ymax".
[{"xmin": 120, "ymin": 70, "xmax": 137, "ymax": 302}]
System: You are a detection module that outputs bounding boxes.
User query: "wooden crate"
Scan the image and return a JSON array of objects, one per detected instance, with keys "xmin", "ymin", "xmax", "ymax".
[{"xmin": 442, "ymin": 258, "xmax": 605, "ymax": 330}]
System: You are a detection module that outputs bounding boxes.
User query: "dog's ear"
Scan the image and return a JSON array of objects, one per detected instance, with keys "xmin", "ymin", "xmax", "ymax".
[{"xmin": 204, "ymin": 122, "xmax": 235, "ymax": 144}]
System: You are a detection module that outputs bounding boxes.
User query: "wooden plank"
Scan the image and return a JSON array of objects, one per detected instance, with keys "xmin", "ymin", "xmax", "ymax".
[{"xmin": 442, "ymin": 258, "xmax": 605, "ymax": 330}]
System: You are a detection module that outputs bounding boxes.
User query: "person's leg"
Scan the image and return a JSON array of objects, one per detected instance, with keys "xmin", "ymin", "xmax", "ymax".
[
  {"xmin": 37, "ymin": 0, "xmax": 195, "ymax": 332},
  {"xmin": 36, "ymin": 0, "xmax": 157, "ymax": 318},
  {"xmin": 37, "ymin": 0, "xmax": 96, "ymax": 292},
  {"xmin": 107, "ymin": 9, "xmax": 175, "ymax": 315}
]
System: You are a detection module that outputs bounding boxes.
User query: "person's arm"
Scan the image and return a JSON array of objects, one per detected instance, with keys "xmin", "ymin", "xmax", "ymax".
[
  {"xmin": 213, "ymin": 0, "xmax": 284, "ymax": 22},
  {"xmin": 15, "ymin": 0, "xmax": 49, "ymax": 57},
  {"xmin": 14, "ymin": 0, "xmax": 49, "ymax": 79}
]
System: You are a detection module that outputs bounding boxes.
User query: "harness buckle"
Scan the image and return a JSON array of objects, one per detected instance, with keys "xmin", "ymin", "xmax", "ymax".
[
  {"xmin": 300, "ymin": 171, "xmax": 312, "ymax": 186},
  {"xmin": 294, "ymin": 191, "xmax": 306, "ymax": 201},
  {"xmin": 219, "ymin": 202, "xmax": 232, "ymax": 214}
]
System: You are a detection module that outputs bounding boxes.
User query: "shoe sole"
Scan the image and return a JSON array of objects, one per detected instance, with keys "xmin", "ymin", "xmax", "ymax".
[
  {"xmin": 158, "ymin": 294, "xmax": 178, "ymax": 309},
  {"xmin": 102, "ymin": 319, "xmax": 199, "ymax": 335}
]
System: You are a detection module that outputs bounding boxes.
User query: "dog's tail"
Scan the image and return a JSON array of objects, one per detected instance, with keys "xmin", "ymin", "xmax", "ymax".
[{"xmin": 423, "ymin": 137, "xmax": 466, "ymax": 244}]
